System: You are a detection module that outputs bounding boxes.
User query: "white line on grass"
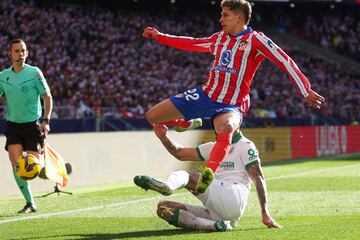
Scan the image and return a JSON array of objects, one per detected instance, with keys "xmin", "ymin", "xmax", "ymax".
[
  {"xmin": 1, "ymin": 162, "xmax": 360, "ymax": 225},
  {"xmin": 0, "ymin": 193, "xmax": 188, "ymax": 225},
  {"xmin": 266, "ymin": 162, "xmax": 360, "ymax": 180}
]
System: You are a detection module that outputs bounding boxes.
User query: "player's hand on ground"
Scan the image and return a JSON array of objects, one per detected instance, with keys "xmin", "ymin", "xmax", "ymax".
[
  {"xmin": 262, "ymin": 213, "xmax": 282, "ymax": 228},
  {"xmin": 305, "ymin": 90, "xmax": 325, "ymax": 109},
  {"xmin": 152, "ymin": 123, "xmax": 168, "ymax": 139},
  {"xmin": 143, "ymin": 27, "xmax": 159, "ymax": 40}
]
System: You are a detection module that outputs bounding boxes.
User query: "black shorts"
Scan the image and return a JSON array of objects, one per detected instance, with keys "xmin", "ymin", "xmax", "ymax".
[{"xmin": 5, "ymin": 120, "xmax": 44, "ymax": 152}]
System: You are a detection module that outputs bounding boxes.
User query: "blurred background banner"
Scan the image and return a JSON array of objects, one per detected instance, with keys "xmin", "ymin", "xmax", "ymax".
[{"xmin": 291, "ymin": 126, "xmax": 360, "ymax": 159}]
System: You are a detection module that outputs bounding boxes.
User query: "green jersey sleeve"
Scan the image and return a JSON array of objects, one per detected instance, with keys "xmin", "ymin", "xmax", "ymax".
[
  {"xmin": 196, "ymin": 142, "xmax": 214, "ymax": 161},
  {"xmin": 34, "ymin": 67, "xmax": 50, "ymax": 95},
  {"xmin": 240, "ymin": 141, "xmax": 261, "ymax": 169},
  {"xmin": 0, "ymin": 72, "xmax": 4, "ymax": 96}
]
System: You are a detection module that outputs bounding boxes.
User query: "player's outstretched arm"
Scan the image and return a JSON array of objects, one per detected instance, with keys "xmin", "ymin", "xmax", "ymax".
[
  {"xmin": 304, "ymin": 90, "xmax": 325, "ymax": 109},
  {"xmin": 248, "ymin": 163, "xmax": 282, "ymax": 228},
  {"xmin": 142, "ymin": 27, "xmax": 159, "ymax": 40},
  {"xmin": 153, "ymin": 124, "xmax": 201, "ymax": 161}
]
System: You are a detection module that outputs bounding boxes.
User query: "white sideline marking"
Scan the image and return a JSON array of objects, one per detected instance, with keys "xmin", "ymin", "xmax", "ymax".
[
  {"xmin": 1, "ymin": 162, "xmax": 360, "ymax": 225},
  {"xmin": 0, "ymin": 193, "xmax": 188, "ymax": 225},
  {"xmin": 266, "ymin": 162, "xmax": 360, "ymax": 180}
]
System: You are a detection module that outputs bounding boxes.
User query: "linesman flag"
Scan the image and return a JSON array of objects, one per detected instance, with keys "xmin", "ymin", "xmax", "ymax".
[{"xmin": 43, "ymin": 143, "xmax": 69, "ymax": 187}]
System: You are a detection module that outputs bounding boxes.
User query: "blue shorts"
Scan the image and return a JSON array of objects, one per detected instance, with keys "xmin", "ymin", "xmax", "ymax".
[{"xmin": 169, "ymin": 87, "xmax": 241, "ymax": 121}]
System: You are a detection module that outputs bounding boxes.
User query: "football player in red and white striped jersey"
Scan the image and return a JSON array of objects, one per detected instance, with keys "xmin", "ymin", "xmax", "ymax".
[{"xmin": 143, "ymin": 0, "xmax": 325, "ymax": 174}]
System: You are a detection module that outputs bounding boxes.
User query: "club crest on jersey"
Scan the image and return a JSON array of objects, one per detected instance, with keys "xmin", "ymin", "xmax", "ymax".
[
  {"xmin": 238, "ymin": 42, "xmax": 248, "ymax": 51},
  {"xmin": 20, "ymin": 85, "xmax": 28, "ymax": 94},
  {"xmin": 220, "ymin": 50, "xmax": 232, "ymax": 66}
]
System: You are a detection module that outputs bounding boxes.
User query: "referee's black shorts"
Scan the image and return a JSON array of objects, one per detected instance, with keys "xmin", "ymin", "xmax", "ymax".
[{"xmin": 5, "ymin": 120, "xmax": 44, "ymax": 152}]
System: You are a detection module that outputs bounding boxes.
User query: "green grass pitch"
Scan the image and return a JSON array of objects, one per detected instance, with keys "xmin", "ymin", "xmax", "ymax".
[{"xmin": 1, "ymin": 157, "xmax": 360, "ymax": 240}]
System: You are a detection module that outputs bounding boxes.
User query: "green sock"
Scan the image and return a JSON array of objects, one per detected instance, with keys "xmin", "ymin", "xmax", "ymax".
[
  {"xmin": 13, "ymin": 170, "xmax": 35, "ymax": 207},
  {"xmin": 168, "ymin": 208, "xmax": 180, "ymax": 227}
]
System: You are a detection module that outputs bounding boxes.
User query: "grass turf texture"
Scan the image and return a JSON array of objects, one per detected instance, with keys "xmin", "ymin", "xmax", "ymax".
[{"xmin": 1, "ymin": 158, "xmax": 360, "ymax": 240}]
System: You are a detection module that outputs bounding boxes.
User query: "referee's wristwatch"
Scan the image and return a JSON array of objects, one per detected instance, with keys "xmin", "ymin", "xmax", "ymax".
[{"xmin": 43, "ymin": 118, "xmax": 51, "ymax": 124}]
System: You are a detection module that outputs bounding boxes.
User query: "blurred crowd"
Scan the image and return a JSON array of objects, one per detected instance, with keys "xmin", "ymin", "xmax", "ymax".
[
  {"xmin": 0, "ymin": 0, "xmax": 358, "ymax": 122},
  {"xmin": 270, "ymin": 6, "xmax": 360, "ymax": 61}
]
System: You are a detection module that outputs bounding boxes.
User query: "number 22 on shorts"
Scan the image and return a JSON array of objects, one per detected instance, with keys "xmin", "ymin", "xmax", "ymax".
[{"xmin": 184, "ymin": 89, "xmax": 199, "ymax": 101}]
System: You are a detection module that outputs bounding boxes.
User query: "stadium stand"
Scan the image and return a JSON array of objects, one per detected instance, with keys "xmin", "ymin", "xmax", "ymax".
[{"xmin": 0, "ymin": 0, "xmax": 358, "ymax": 129}]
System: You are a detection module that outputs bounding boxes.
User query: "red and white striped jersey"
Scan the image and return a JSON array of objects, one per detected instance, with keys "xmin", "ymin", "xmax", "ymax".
[{"xmin": 157, "ymin": 27, "xmax": 312, "ymax": 112}]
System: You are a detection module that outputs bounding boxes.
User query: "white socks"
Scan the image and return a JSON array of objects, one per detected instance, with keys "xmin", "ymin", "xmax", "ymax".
[
  {"xmin": 165, "ymin": 170, "xmax": 190, "ymax": 191},
  {"xmin": 178, "ymin": 209, "xmax": 216, "ymax": 231}
]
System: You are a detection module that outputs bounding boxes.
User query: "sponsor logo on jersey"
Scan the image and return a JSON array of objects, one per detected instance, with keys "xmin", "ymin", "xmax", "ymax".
[
  {"xmin": 220, "ymin": 161, "xmax": 234, "ymax": 170},
  {"xmin": 214, "ymin": 66, "xmax": 237, "ymax": 74},
  {"xmin": 249, "ymin": 155, "xmax": 259, "ymax": 161},
  {"xmin": 248, "ymin": 148, "xmax": 259, "ymax": 161},
  {"xmin": 248, "ymin": 149, "xmax": 255, "ymax": 155},
  {"xmin": 220, "ymin": 50, "xmax": 232, "ymax": 66}
]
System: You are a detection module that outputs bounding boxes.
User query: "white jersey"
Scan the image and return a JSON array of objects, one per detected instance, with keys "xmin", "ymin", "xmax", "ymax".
[{"xmin": 196, "ymin": 131, "xmax": 260, "ymax": 191}]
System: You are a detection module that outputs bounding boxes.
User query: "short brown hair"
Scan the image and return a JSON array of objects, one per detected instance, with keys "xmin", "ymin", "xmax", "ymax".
[
  {"xmin": 8, "ymin": 39, "xmax": 26, "ymax": 51},
  {"xmin": 221, "ymin": 0, "xmax": 252, "ymax": 25}
]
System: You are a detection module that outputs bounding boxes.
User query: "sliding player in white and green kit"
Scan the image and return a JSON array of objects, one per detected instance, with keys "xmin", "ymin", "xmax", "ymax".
[
  {"xmin": 134, "ymin": 123, "xmax": 281, "ymax": 231},
  {"xmin": 0, "ymin": 39, "xmax": 53, "ymax": 213}
]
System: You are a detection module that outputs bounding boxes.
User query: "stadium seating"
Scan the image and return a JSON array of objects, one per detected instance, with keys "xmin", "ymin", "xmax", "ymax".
[{"xmin": 0, "ymin": 0, "xmax": 358, "ymax": 125}]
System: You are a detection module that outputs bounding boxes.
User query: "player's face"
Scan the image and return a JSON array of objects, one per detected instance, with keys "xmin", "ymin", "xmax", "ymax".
[
  {"xmin": 9, "ymin": 42, "xmax": 28, "ymax": 65},
  {"xmin": 220, "ymin": 7, "xmax": 242, "ymax": 35}
]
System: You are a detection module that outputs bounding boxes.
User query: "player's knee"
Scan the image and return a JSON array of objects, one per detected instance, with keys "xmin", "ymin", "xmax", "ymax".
[
  {"xmin": 157, "ymin": 202, "xmax": 173, "ymax": 220},
  {"xmin": 145, "ymin": 109, "xmax": 159, "ymax": 124},
  {"xmin": 145, "ymin": 110, "xmax": 153, "ymax": 124},
  {"xmin": 157, "ymin": 201, "xmax": 167, "ymax": 209}
]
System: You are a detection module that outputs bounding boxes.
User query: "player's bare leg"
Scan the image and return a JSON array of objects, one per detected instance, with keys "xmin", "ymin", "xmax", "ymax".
[
  {"xmin": 145, "ymin": 99, "xmax": 184, "ymax": 124},
  {"xmin": 157, "ymin": 201, "xmax": 231, "ymax": 231},
  {"xmin": 145, "ymin": 99, "xmax": 202, "ymax": 131}
]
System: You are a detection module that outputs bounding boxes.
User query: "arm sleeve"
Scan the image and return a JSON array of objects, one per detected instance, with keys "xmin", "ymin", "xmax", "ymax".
[
  {"xmin": 157, "ymin": 32, "xmax": 219, "ymax": 53},
  {"xmin": 195, "ymin": 142, "xmax": 215, "ymax": 161},
  {"xmin": 0, "ymin": 83, "xmax": 4, "ymax": 97},
  {"xmin": 239, "ymin": 141, "xmax": 261, "ymax": 170},
  {"xmin": 0, "ymin": 72, "xmax": 4, "ymax": 96},
  {"xmin": 34, "ymin": 67, "xmax": 50, "ymax": 95},
  {"xmin": 253, "ymin": 32, "xmax": 312, "ymax": 97}
]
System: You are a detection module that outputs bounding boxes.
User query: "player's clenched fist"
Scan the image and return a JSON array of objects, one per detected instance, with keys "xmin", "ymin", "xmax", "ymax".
[{"xmin": 143, "ymin": 27, "xmax": 159, "ymax": 40}]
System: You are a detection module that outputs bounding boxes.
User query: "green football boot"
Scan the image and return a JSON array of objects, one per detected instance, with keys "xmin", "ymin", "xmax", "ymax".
[
  {"xmin": 174, "ymin": 118, "xmax": 202, "ymax": 132},
  {"xmin": 133, "ymin": 175, "xmax": 173, "ymax": 196},
  {"xmin": 214, "ymin": 220, "xmax": 233, "ymax": 231},
  {"xmin": 195, "ymin": 167, "xmax": 214, "ymax": 194}
]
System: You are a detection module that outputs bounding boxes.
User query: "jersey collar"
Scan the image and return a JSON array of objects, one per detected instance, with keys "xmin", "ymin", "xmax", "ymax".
[
  {"xmin": 233, "ymin": 27, "xmax": 252, "ymax": 38},
  {"xmin": 231, "ymin": 131, "xmax": 243, "ymax": 144}
]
